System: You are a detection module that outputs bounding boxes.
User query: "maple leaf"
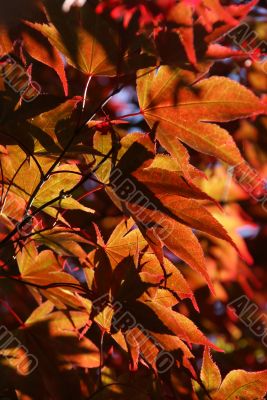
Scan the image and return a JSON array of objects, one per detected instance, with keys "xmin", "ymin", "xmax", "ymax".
[
  {"xmin": 155, "ymin": 0, "xmax": 258, "ymax": 67},
  {"xmin": 26, "ymin": 2, "xmax": 120, "ymax": 77},
  {"xmin": 0, "ymin": 144, "xmax": 95, "ymax": 224},
  {"xmin": 193, "ymin": 347, "xmax": 267, "ymax": 399},
  {"xmin": 21, "ymin": 25, "xmax": 68, "ymax": 96},
  {"xmin": 141, "ymin": 301, "xmax": 221, "ymax": 351},
  {"xmin": 139, "ymin": 251, "xmax": 198, "ymax": 310},
  {"xmin": 0, "ymin": 2, "xmax": 266, "ymax": 397},
  {"xmin": 214, "ymin": 369, "xmax": 267, "ymax": 400},
  {"xmin": 92, "ymin": 132, "xmax": 238, "ymax": 292},
  {"xmin": 84, "ymin": 218, "xmax": 142, "ymax": 296},
  {"xmin": 201, "ymin": 347, "xmax": 222, "ymax": 393},
  {"xmin": 0, "ymin": 304, "xmax": 100, "ymax": 399},
  {"xmin": 28, "ymin": 0, "xmax": 154, "ymax": 78},
  {"xmin": 16, "ymin": 242, "xmax": 89, "ymax": 308},
  {"xmin": 137, "ymin": 66, "xmax": 265, "ymax": 173},
  {"xmin": 86, "ymin": 218, "xmax": 198, "ymax": 309}
]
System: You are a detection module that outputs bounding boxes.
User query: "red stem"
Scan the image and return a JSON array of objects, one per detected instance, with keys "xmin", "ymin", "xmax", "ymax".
[
  {"xmin": 61, "ymin": 185, "xmax": 103, "ymax": 218},
  {"xmin": 118, "ymin": 111, "xmax": 143, "ymax": 119},
  {"xmin": 0, "ymin": 298, "xmax": 25, "ymax": 328}
]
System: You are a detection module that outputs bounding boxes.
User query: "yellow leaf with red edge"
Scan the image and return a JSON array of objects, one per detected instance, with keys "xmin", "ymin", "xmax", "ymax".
[
  {"xmin": 201, "ymin": 347, "xmax": 222, "ymax": 393},
  {"xmin": 214, "ymin": 369, "xmax": 267, "ymax": 400},
  {"xmin": 194, "ymin": 349, "xmax": 267, "ymax": 399}
]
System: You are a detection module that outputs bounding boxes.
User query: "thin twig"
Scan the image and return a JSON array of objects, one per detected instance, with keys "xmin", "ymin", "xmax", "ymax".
[{"xmin": 0, "ymin": 159, "xmax": 4, "ymax": 206}]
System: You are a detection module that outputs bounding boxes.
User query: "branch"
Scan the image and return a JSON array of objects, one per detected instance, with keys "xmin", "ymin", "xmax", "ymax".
[
  {"xmin": 24, "ymin": 84, "xmax": 123, "ymax": 215},
  {"xmin": 0, "ymin": 143, "xmax": 116, "ymax": 249}
]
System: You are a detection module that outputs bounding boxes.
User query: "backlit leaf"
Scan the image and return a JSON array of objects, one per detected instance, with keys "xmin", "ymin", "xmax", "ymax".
[{"xmin": 137, "ymin": 67, "xmax": 265, "ymax": 168}]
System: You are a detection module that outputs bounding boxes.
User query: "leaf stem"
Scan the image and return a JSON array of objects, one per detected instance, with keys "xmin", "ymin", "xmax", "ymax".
[
  {"xmin": 117, "ymin": 111, "xmax": 143, "ymax": 119},
  {"xmin": 82, "ymin": 75, "xmax": 92, "ymax": 112},
  {"xmin": 0, "ymin": 298, "xmax": 25, "ymax": 327}
]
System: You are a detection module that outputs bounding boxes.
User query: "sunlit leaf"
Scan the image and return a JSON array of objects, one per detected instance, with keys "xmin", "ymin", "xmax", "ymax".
[{"xmin": 137, "ymin": 67, "xmax": 265, "ymax": 168}]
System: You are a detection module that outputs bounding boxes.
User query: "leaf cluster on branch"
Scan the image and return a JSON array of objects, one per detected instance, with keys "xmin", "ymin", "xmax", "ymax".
[{"xmin": 0, "ymin": 0, "xmax": 267, "ymax": 399}]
